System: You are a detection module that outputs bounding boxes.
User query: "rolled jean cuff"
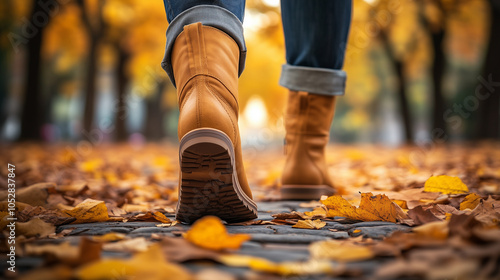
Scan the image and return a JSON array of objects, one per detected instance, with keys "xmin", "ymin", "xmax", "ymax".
[
  {"xmin": 279, "ymin": 64, "xmax": 347, "ymax": 96},
  {"xmin": 161, "ymin": 5, "xmax": 246, "ymax": 88}
]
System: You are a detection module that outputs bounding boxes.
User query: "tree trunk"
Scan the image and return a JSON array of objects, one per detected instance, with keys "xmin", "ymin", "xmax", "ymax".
[
  {"xmin": 430, "ymin": 29, "xmax": 448, "ymax": 135},
  {"xmin": 19, "ymin": 1, "xmax": 46, "ymax": 140},
  {"xmin": 144, "ymin": 81, "xmax": 167, "ymax": 141},
  {"xmin": 394, "ymin": 60, "xmax": 413, "ymax": 144},
  {"xmin": 82, "ymin": 37, "xmax": 98, "ymax": 135},
  {"xmin": 476, "ymin": 0, "xmax": 500, "ymax": 139},
  {"xmin": 114, "ymin": 47, "xmax": 130, "ymax": 142},
  {"xmin": 379, "ymin": 30, "xmax": 414, "ymax": 144}
]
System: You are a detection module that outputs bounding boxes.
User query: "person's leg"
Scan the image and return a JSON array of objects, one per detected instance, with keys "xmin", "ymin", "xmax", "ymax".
[
  {"xmin": 161, "ymin": 0, "xmax": 246, "ymax": 88},
  {"xmin": 161, "ymin": 1, "xmax": 257, "ymax": 223},
  {"xmin": 279, "ymin": 0, "xmax": 352, "ymax": 200}
]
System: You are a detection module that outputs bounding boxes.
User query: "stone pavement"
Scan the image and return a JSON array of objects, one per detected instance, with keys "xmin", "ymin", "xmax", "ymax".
[{"xmin": 10, "ymin": 201, "xmax": 412, "ymax": 279}]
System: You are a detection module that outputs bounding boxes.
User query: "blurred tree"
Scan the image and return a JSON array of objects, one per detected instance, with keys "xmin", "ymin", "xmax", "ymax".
[
  {"xmin": 476, "ymin": 0, "xmax": 500, "ymax": 139},
  {"xmin": 19, "ymin": 0, "xmax": 52, "ymax": 140},
  {"xmin": 0, "ymin": 1, "xmax": 15, "ymax": 131},
  {"xmin": 76, "ymin": 0, "xmax": 104, "ymax": 136},
  {"xmin": 370, "ymin": 0, "xmax": 420, "ymax": 143}
]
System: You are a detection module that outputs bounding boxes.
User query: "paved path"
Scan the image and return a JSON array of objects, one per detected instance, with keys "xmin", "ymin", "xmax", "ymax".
[{"xmin": 9, "ymin": 201, "xmax": 411, "ymax": 279}]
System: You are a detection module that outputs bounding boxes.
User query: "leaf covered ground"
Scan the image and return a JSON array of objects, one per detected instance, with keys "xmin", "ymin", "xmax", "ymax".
[{"xmin": 1, "ymin": 142, "xmax": 499, "ymax": 279}]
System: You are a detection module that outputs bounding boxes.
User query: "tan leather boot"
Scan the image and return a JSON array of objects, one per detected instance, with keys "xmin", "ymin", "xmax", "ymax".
[
  {"xmin": 281, "ymin": 90, "xmax": 337, "ymax": 200},
  {"xmin": 171, "ymin": 22, "xmax": 257, "ymax": 223}
]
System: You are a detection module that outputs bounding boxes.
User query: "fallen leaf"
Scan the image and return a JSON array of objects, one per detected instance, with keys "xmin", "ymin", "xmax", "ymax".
[
  {"xmin": 65, "ymin": 199, "xmax": 109, "ymax": 223},
  {"xmin": 292, "ymin": 219, "xmax": 326, "ymax": 230},
  {"xmin": 103, "ymin": 237, "xmax": 151, "ymax": 253},
  {"xmin": 407, "ymin": 205, "xmax": 442, "ymax": 226},
  {"xmin": 126, "ymin": 211, "xmax": 172, "ymax": 223},
  {"xmin": 470, "ymin": 197, "xmax": 500, "ymax": 227},
  {"xmin": 0, "ymin": 183, "xmax": 54, "ymax": 206},
  {"xmin": 184, "ymin": 216, "xmax": 250, "ymax": 251},
  {"xmin": 321, "ymin": 193, "xmax": 407, "ymax": 223},
  {"xmin": 309, "ymin": 240, "xmax": 374, "ymax": 262},
  {"xmin": 412, "ymin": 220, "xmax": 449, "ymax": 240},
  {"xmin": 423, "ymin": 175, "xmax": 469, "ymax": 194},
  {"xmin": 460, "ymin": 193, "xmax": 482, "ymax": 210},
  {"xmin": 92, "ymin": 232, "xmax": 127, "ymax": 242},
  {"xmin": 25, "ymin": 242, "xmax": 79, "ymax": 261},
  {"xmin": 17, "ymin": 218, "xmax": 55, "ymax": 237},
  {"xmin": 218, "ymin": 254, "xmax": 337, "ymax": 276},
  {"xmin": 76, "ymin": 244, "xmax": 192, "ymax": 280},
  {"xmin": 304, "ymin": 207, "xmax": 328, "ymax": 218},
  {"xmin": 161, "ymin": 236, "xmax": 221, "ymax": 263},
  {"xmin": 271, "ymin": 211, "xmax": 308, "ymax": 220}
]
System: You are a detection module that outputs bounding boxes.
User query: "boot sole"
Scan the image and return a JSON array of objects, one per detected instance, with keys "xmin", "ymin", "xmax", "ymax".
[
  {"xmin": 176, "ymin": 128, "xmax": 258, "ymax": 224},
  {"xmin": 281, "ymin": 185, "xmax": 335, "ymax": 200}
]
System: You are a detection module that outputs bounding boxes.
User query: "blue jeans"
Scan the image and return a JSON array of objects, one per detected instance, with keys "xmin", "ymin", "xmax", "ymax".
[{"xmin": 162, "ymin": 0, "xmax": 352, "ymax": 95}]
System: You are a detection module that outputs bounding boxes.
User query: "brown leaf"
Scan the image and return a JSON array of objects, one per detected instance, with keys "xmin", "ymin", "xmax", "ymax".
[
  {"xmin": 309, "ymin": 240, "xmax": 374, "ymax": 262},
  {"xmin": 0, "ymin": 183, "xmax": 54, "ymax": 206},
  {"xmin": 407, "ymin": 205, "xmax": 442, "ymax": 226},
  {"xmin": 161, "ymin": 236, "xmax": 221, "ymax": 263},
  {"xmin": 292, "ymin": 219, "xmax": 326, "ymax": 230},
  {"xmin": 126, "ymin": 211, "xmax": 172, "ymax": 223},
  {"xmin": 17, "ymin": 218, "xmax": 55, "ymax": 237}
]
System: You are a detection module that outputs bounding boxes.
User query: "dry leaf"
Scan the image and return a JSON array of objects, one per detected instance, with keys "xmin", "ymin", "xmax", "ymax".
[
  {"xmin": 127, "ymin": 211, "xmax": 172, "ymax": 223},
  {"xmin": 309, "ymin": 240, "xmax": 374, "ymax": 262},
  {"xmin": 460, "ymin": 193, "xmax": 482, "ymax": 210},
  {"xmin": 292, "ymin": 219, "xmax": 326, "ymax": 230},
  {"xmin": 304, "ymin": 207, "xmax": 327, "ymax": 218},
  {"xmin": 0, "ymin": 183, "xmax": 53, "ymax": 207},
  {"xmin": 184, "ymin": 216, "xmax": 250, "ymax": 251},
  {"xmin": 25, "ymin": 242, "xmax": 79, "ymax": 261},
  {"xmin": 17, "ymin": 218, "xmax": 55, "ymax": 237},
  {"xmin": 161, "ymin": 236, "xmax": 221, "ymax": 263},
  {"xmin": 92, "ymin": 232, "xmax": 127, "ymax": 242},
  {"xmin": 218, "ymin": 254, "xmax": 336, "ymax": 276},
  {"xmin": 103, "ymin": 237, "xmax": 151, "ymax": 253},
  {"xmin": 76, "ymin": 244, "xmax": 192, "ymax": 280},
  {"xmin": 412, "ymin": 220, "xmax": 449, "ymax": 240},
  {"xmin": 65, "ymin": 199, "xmax": 109, "ymax": 223},
  {"xmin": 423, "ymin": 175, "xmax": 469, "ymax": 194},
  {"xmin": 321, "ymin": 193, "xmax": 407, "ymax": 223}
]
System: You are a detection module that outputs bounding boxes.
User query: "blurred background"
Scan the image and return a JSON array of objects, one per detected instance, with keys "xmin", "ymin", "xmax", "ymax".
[{"xmin": 0, "ymin": 0, "xmax": 498, "ymax": 147}]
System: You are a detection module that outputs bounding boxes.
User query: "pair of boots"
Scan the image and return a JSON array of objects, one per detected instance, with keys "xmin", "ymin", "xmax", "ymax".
[{"xmin": 172, "ymin": 23, "xmax": 337, "ymax": 224}]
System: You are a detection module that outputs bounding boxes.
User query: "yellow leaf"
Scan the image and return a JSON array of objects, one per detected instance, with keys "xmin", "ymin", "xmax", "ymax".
[
  {"xmin": 17, "ymin": 218, "xmax": 55, "ymax": 238},
  {"xmin": 309, "ymin": 240, "xmax": 374, "ymax": 262},
  {"xmin": 413, "ymin": 220, "xmax": 449, "ymax": 240},
  {"xmin": 79, "ymin": 159, "xmax": 103, "ymax": 173},
  {"xmin": 184, "ymin": 216, "xmax": 250, "ymax": 251},
  {"xmin": 460, "ymin": 193, "xmax": 482, "ymax": 210},
  {"xmin": 304, "ymin": 207, "xmax": 327, "ymax": 218},
  {"xmin": 92, "ymin": 232, "xmax": 127, "ymax": 242},
  {"xmin": 65, "ymin": 199, "xmax": 109, "ymax": 223},
  {"xmin": 321, "ymin": 193, "xmax": 407, "ymax": 222},
  {"xmin": 219, "ymin": 254, "xmax": 335, "ymax": 276},
  {"xmin": 76, "ymin": 244, "xmax": 192, "ymax": 280},
  {"xmin": 292, "ymin": 219, "xmax": 326, "ymax": 230},
  {"xmin": 423, "ymin": 175, "xmax": 469, "ymax": 194}
]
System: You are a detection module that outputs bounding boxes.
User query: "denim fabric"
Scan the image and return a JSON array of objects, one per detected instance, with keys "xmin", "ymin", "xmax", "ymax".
[
  {"xmin": 161, "ymin": 0, "xmax": 352, "ymax": 95},
  {"xmin": 161, "ymin": 5, "xmax": 246, "ymax": 87},
  {"xmin": 279, "ymin": 0, "xmax": 352, "ymax": 95},
  {"xmin": 163, "ymin": 0, "xmax": 245, "ymax": 22}
]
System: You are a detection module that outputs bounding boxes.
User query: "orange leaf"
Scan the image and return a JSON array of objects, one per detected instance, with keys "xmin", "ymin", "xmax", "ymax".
[
  {"xmin": 292, "ymin": 219, "xmax": 326, "ymax": 230},
  {"xmin": 184, "ymin": 216, "xmax": 250, "ymax": 251},
  {"xmin": 460, "ymin": 193, "xmax": 482, "ymax": 210},
  {"xmin": 321, "ymin": 193, "xmax": 407, "ymax": 223}
]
